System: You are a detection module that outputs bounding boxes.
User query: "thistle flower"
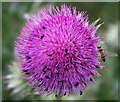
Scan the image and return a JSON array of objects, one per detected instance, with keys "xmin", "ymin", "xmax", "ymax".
[{"xmin": 15, "ymin": 4, "xmax": 104, "ymax": 97}]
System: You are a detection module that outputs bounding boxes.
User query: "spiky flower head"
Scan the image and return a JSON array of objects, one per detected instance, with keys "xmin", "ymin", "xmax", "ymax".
[{"xmin": 15, "ymin": 4, "xmax": 104, "ymax": 97}]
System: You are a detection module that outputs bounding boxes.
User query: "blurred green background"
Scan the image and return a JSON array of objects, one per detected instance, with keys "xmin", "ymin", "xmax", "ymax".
[{"xmin": 2, "ymin": 2, "xmax": 118, "ymax": 100}]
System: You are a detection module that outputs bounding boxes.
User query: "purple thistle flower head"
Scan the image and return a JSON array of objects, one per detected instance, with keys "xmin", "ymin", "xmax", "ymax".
[{"xmin": 15, "ymin": 4, "xmax": 105, "ymax": 97}]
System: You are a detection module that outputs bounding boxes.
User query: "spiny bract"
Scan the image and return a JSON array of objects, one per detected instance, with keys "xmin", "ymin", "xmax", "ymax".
[{"xmin": 15, "ymin": 4, "xmax": 104, "ymax": 97}]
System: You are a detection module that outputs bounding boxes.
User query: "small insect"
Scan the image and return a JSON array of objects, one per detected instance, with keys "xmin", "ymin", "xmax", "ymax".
[
  {"xmin": 97, "ymin": 45, "xmax": 106, "ymax": 62},
  {"xmin": 97, "ymin": 45, "xmax": 118, "ymax": 62}
]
